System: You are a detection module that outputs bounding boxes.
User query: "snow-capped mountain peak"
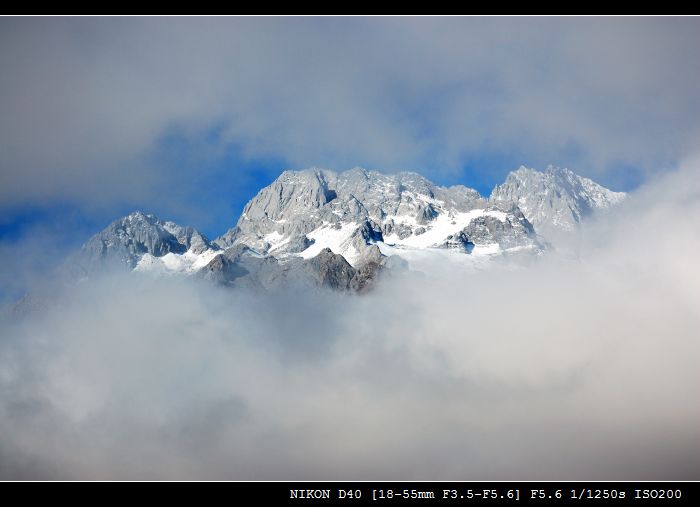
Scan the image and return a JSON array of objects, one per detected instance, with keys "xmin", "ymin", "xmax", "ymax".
[
  {"xmin": 62, "ymin": 211, "xmax": 221, "ymax": 279},
  {"xmin": 490, "ymin": 165, "xmax": 626, "ymax": 234},
  {"xmin": 62, "ymin": 165, "xmax": 625, "ymax": 291},
  {"xmin": 216, "ymin": 167, "xmax": 544, "ymax": 268}
]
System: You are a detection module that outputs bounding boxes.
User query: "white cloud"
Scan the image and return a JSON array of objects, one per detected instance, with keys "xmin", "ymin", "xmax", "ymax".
[
  {"xmin": 1, "ymin": 17, "xmax": 699, "ymax": 211},
  {"xmin": 1, "ymin": 156, "xmax": 699, "ymax": 479}
]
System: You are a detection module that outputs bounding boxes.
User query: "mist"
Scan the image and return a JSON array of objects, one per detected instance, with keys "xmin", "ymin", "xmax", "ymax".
[
  {"xmin": 1, "ymin": 159, "xmax": 699, "ymax": 480},
  {"xmin": 2, "ymin": 17, "xmax": 699, "ymax": 219}
]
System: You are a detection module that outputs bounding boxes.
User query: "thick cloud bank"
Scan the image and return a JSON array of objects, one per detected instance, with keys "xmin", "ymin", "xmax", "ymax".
[
  {"xmin": 2, "ymin": 18, "xmax": 699, "ymax": 211},
  {"xmin": 1, "ymin": 160, "xmax": 699, "ymax": 479}
]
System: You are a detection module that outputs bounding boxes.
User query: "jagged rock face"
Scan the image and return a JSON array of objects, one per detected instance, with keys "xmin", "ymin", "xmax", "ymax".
[
  {"xmin": 197, "ymin": 254, "xmax": 249, "ymax": 285},
  {"xmin": 490, "ymin": 165, "xmax": 626, "ymax": 234},
  {"xmin": 244, "ymin": 169, "xmax": 338, "ymax": 222},
  {"xmin": 196, "ymin": 246, "xmax": 384, "ymax": 293},
  {"xmin": 216, "ymin": 167, "xmax": 539, "ymax": 265},
  {"xmin": 460, "ymin": 205, "xmax": 538, "ymax": 251},
  {"xmin": 304, "ymin": 248, "xmax": 357, "ymax": 290},
  {"xmin": 60, "ymin": 165, "xmax": 624, "ymax": 293},
  {"xmin": 304, "ymin": 247, "xmax": 385, "ymax": 293},
  {"xmin": 416, "ymin": 203, "xmax": 439, "ymax": 224},
  {"xmin": 438, "ymin": 231, "xmax": 475, "ymax": 252},
  {"xmin": 63, "ymin": 211, "xmax": 218, "ymax": 278},
  {"xmin": 217, "ymin": 167, "xmax": 488, "ymax": 256},
  {"xmin": 216, "ymin": 169, "xmax": 341, "ymax": 248},
  {"xmin": 59, "ymin": 209, "xmax": 388, "ymax": 293},
  {"xmin": 162, "ymin": 221, "xmax": 212, "ymax": 254}
]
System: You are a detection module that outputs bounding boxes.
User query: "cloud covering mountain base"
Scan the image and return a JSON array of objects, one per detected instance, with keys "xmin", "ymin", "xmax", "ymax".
[{"xmin": 1, "ymin": 161, "xmax": 699, "ymax": 480}]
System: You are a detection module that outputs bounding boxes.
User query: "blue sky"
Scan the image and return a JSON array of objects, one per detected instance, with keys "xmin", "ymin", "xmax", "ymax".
[{"xmin": 1, "ymin": 17, "xmax": 699, "ymax": 275}]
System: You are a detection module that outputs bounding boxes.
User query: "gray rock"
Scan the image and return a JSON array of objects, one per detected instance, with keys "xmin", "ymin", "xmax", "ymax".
[
  {"xmin": 57, "ymin": 165, "xmax": 625, "ymax": 295},
  {"xmin": 490, "ymin": 165, "xmax": 626, "ymax": 236},
  {"xmin": 437, "ymin": 231, "xmax": 475, "ymax": 252},
  {"xmin": 396, "ymin": 224, "xmax": 413, "ymax": 240},
  {"xmin": 62, "ymin": 211, "xmax": 217, "ymax": 279},
  {"xmin": 416, "ymin": 203, "xmax": 439, "ymax": 224},
  {"xmin": 197, "ymin": 254, "xmax": 248, "ymax": 285},
  {"xmin": 222, "ymin": 243, "xmax": 261, "ymax": 262},
  {"xmin": 285, "ymin": 234, "xmax": 315, "ymax": 253},
  {"xmin": 304, "ymin": 248, "xmax": 357, "ymax": 291},
  {"xmin": 216, "ymin": 167, "xmax": 486, "ymax": 259},
  {"xmin": 461, "ymin": 205, "xmax": 540, "ymax": 251}
]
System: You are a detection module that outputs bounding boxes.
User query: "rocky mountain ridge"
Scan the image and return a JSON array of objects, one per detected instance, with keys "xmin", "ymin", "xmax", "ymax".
[{"xmin": 62, "ymin": 165, "xmax": 626, "ymax": 292}]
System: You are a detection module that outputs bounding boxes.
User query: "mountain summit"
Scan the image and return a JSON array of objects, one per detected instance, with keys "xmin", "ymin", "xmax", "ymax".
[
  {"xmin": 217, "ymin": 167, "xmax": 544, "ymax": 266},
  {"xmin": 63, "ymin": 211, "xmax": 220, "ymax": 279},
  {"xmin": 62, "ymin": 166, "xmax": 626, "ymax": 291},
  {"xmin": 491, "ymin": 165, "xmax": 626, "ymax": 236}
]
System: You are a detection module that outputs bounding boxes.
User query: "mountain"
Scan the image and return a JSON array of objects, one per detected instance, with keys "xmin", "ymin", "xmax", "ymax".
[
  {"xmin": 217, "ymin": 167, "xmax": 544, "ymax": 265},
  {"xmin": 60, "ymin": 165, "xmax": 625, "ymax": 292},
  {"xmin": 62, "ymin": 211, "xmax": 220, "ymax": 280},
  {"xmin": 490, "ymin": 165, "xmax": 626, "ymax": 236},
  {"xmin": 61, "ymin": 209, "xmax": 391, "ymax": 292}
]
